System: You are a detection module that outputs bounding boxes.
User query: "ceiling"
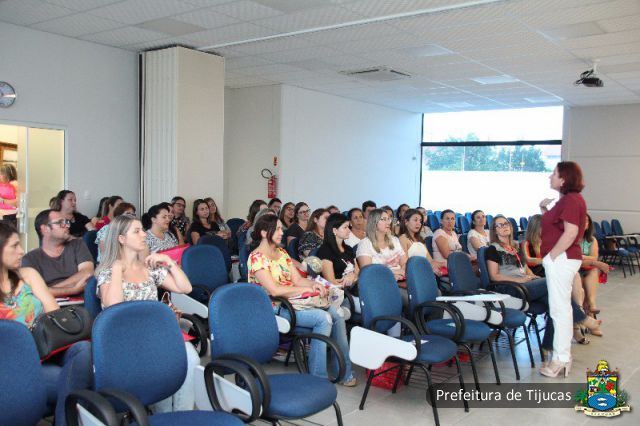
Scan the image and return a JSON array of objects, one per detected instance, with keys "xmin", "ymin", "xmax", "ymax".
[{"xmin": 2, "ymin": 0, "xmax": 640, "ymax": 112}]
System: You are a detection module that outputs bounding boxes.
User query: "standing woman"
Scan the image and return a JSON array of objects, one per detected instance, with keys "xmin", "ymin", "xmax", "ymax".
[
  {"xmin": 0, "ymin": 164, "xmax": 18, "ymax": 226},
  {"xmin": 286, "ymin": 202, "xmax": 310, "ymax": 244},
  {"xmin": 52, "ymin": 190, "xmax": 95, "ymax": 237},
  {"xmin": 539, "ymin": 162, "xmax": 587, "ymax": 378},
  {"xmin": 96, "ymin": 215, "xmax": 197, "ymax": 412},
  {"xmin": 279, "ymin": 202, "xmax": 295, "ymax": 231},
  {"xmin": 467, "ymin": 210, "xmax": 490, "ymax": 258}
]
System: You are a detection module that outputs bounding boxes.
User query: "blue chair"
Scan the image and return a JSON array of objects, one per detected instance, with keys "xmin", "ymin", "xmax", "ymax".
[
  {"xmin": 238, "ymin": 230, "xmax": 249, "ymax": 281},
  {"xmin": 425, "ymin": 236, "xmax": 434, "ymax": 257},
  {"xmin": 82, "ymin": 230, "xmax": 99, "ymax": 264},
  {"xmin": 434, "ymin": 210, "xmax": 442, "ymax": 221},
  {"xmin": 485, "ymin": 214, "xmax": 493, "ymax": 230},
  {"xmin": 406, "ymin": 257, "xmax": 500, "ymax": 390},
  {"xmin": 207, "ymin": 283, "xmax": 345, "ymax": 425},
  {"xmin": 457, "ymin": 216, "xmax": 471, "ymax": 234},
  {"xmin": 286, "ymin": 237, "xmax": 300, "ymax": 261},
  {"xmin": 356, "ymin": 264, "xmax": 468, "ymax": 425},
  {"xmin": 447, "ymin": 252, "xmax": 532, "ymax": 380},
  {"xmin": 459, "ymin": 233, "xmax": 469, "ymax": 254},
  {"xmin": 92, "ymin": 301, "xmax": 244, "ymax": 425},
  {"xmin": 198, "ymin": 234, "xmax": 232, "ymax": 272},
  {"xmin": 508, "ymin": 217, "xmax": 519, "ymax": 235},
  {"xmin": 427, "ymin": 214, "xmax": 439, "ymax": 231},
  {"xmin": 601, "ymin": 220, "xmax": 637, "ymax": 276},
  {"xmin": 83, "ymin": 277, "xmax": 102, "ymax": 319},
  {"xmin": 226, "ymin": 218, "xmax": 245, "ymax": 255},
  {"xmin": 519, "ymin": 217, "xmax": 529, "ymax": 232},
  {"xmin": 182, "ymin": 245, "xmax": 229, "ymax": 302}
]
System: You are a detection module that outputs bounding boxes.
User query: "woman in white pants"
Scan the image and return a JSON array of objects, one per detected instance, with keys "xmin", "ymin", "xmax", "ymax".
[{"xmin": 539, "ymin": 161, "xmax": 587, "ymax": 378}]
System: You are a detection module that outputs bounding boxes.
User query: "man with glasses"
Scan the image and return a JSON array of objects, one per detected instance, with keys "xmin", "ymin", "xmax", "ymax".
[
  {"xmin": 170, "ymin": 196, "xmax": 190, "ymax": 236},
  {"xmin": 22, "ymin": 209, "xmax": 94, "ymax": 297}
]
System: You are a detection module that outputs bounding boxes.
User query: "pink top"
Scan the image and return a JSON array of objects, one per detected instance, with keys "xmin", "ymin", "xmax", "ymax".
[{"xmin": 0, "ymin": 182, "xmax": 17, "ymax": 211}]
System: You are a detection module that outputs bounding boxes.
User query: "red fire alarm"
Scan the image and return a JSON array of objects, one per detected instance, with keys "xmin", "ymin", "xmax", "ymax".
[{"xmin": 273, "ymin": 156, "xmax": 278, "ymax": 166}]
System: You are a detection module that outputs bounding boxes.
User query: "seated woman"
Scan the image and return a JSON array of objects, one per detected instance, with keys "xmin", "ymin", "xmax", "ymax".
[
  {"xmin": 204, "ymin": 197, "xmax": 232, "ymax": 242},
  {"xmin": 52, "ymin": 190, "xmax": 94, "ymax": 238},
  {"xmin": 143, "ymin": 204, "xmax": 179, "ymax": 253},
  {"xmin": 187, "ymin": 199, "xmax": 220, "ymax": 245},
  {"xmin": 344, "ymin": 208, "xmax": 365, "ymax": 248},
  {"xmin": 95, "ymin": 195, "xmax": 123, "ymax": 231},
  {"xmin": 96, "ymin": 215, "xmax": 197, "ymax": 413},
  {"xmin": 170, "ymin": 196, "xmax": 190, "ymax": 237},
  {"xmin": 394, "ymin": 203, "xmax": 410, "ymax": 235},
  {"xmin": 417, "ymin": 207, "xmax": 434, "ymax": 239},
  {"xmin": 521, "ymin": 214, "xmax": 544, "ymax": 277},
  {"xmin": 0, "ymin": 223, "xmax": 92, "ymax": 425},
  {"xmin": 433, "ymin": 209, "xmax": 465, "ymax": 262},
  {"xmin": 467, "ymin": 210, "xmax": 490, "ymax": 258},
  {"xmin": 0, "ymin": 164, "xmax": 19, "ymax": 227},
  {"xmin": 279, "ymin": 202, "xmax": 295, "ymax": 232},
  {"xmin": 95, "ymin": 202, "xmax": 136, "ymax": 263},
  {"xmin": 238, "ymin": 199, "xmax": 267, "ymax": 237},
  {"xmin": 286, "ymin": 202, "xmax": 310, "ymax": 244},
  {"xmin": 318, "ymin": 213, "xmax": 359, "ymax": 288},
  {"xmin": 245, "ymin": 208, "xmax": 277, "ymax": 248},
  {"xmin": 398, "ymin": 209, "xmax": 444, "ymax": 276},
  {"xmin": 248, "ymin": 214, "xmax": 355, "ymax": 386},
  {"xmin": 298, "ymin": 208, "xmax": 329, "ymax": 259},
  {"xmin": 90, "ymin": 197, "xmax": 109, "ymax": 228},
  {"xmin": 159, "ymin": 202, "xmax": 185, "ymax": 246},
  {"xmin": 326, "ymin": 205, "xmax": 340, "ymax": 215},
  {"xmin": 268, "ymin": 198, "xmax": 282, "ymax": 215},
  {"xmin": 356, "ymin": 209, "xmax": 407, "ymax": 281},
  {"xmin": 579, "ymin": 214, "xmax": 610, "ymax": 317}
]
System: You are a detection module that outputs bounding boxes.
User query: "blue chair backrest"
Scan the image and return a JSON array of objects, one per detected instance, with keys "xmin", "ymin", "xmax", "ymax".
[
  {"xmin": 427, "ymin": 214, "xmax": 439, "ymax": 231},
  {"xmin": 238, "ymin": 230, "xmax": 249, "ymax": 281},
  {"xmin": 82, "ymin": 230, "xmax": 99, "ymax": 264},
  {"xmin": 425, "ymin": 236, "xmax": 434, "ymax": 257},
  {"xmin": 92, "ymin": 301, "xmax": 187, "ymax": 407},
  {"xmin": 226, "ymin": 218, "xmax": 245, "ymax": 236},
  {"xmin": 485, "ymin": 215, "xmax": 493, "ymax": 230},
  {"xmin": 519, "ymin": 217, "xmax": 528, "ymax": 231},
  {"xmin": 459, "ymin": 233, "xmax": 469, "ymax": 254},
  {"xmin": 182, "ymin": 245, "xmax": 228, "ymax": 291},
  {"xmin": 342, "ymin": 211, "xmax": 349, "ymax": 217},
  {"xmin": 286, "ymin": 237, "xmax": 300, "ymax": 261},
  {"xmin": 465, "ymin": 212, "xmax": 472, "ymax": 223},
  {"xmin": 406, "ymin": 257, "xmax": 439, "ymax": 316},
  {"xmin": 83, "ymin": 276, "xmax": 102, "ymax": 319},
  {"xmin": 611, "ymin": 219, "xmax": 623, "ymax": 235},
  {"xmin": 447, "ymin": 252, "xmax": 481, "ymax": 292},
  {"xmin": 209, "ymin": 283, "xmax": 279, "ymax": 364},
  {"xmin": 0, "ymin": 320, "xmax": 47, "ymax": 426},
  {"xmin": 358, "ymin": 265, "xmax": 402, "ymax": 333},
  {"xmin": 593, "ymin": 222, "xmax": 604, "ymax": 240},
  {"xmin": 435, "ymin": 211, "xmax": 442, "ymax": 221},
  {"xmin": 601, "ymin": 220, "xmax": 613, "ymax": 236},
  {"xmin": 508, "ymin": 217, "xmax": 519, "ymax": 233},
  {"xmin": 197, "ymin": 234, "xmax": 232, "ymax": 271},
  {"xmin": 477, "ymin": 247, "xmax": 491, "ymax": 289},
  {"xmin": 458, "ymin": 216, "xmax": 471, "ymax": 233}
]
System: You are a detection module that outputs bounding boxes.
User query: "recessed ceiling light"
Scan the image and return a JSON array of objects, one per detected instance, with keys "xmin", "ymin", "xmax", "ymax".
[
  {"xmin": 471, "ymin": 75, "xmax": 520, "ymax": 85},
  {"xmin": 436, "ymin": 101, "xmax": 474, "ymax": 108},
  {"xmin": 402, "ymin": 44, "xmax": 454, "ymax": 57},
  {"xmin": 540, "ymin": 22, "xmax": 605, "ymax": 40},
  {"xmin": 524, "ymin": 95, "xmax": 563, "ymax": 104}
]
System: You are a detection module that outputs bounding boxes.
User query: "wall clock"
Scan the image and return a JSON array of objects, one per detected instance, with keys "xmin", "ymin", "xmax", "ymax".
[{"xmin": 0, "ymin": 82, "xmax": 17, "ymax": 108}]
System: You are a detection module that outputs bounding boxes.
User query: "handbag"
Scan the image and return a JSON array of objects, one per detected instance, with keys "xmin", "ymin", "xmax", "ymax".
[
  {"xmin": 288, "ymin": 292, "xmax": 330, "ymax": 310},
  {"xmin": 161, "ymin": 291, "xmax": 182, "ymax": 322},
  {"xmin": 31, "ymin": 306, "xmax": 92, "ymax": 359}
]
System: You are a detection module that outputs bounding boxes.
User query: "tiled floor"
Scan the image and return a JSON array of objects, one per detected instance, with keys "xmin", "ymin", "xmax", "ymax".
[{"xmin": 260, "ymin": 269, "xmax": 640, "ymax": 425}]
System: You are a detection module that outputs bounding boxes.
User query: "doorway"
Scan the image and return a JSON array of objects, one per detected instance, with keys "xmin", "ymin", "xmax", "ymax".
[{"xmin": 0, "ymin": 123, "xmax": 65, "ymax": 250}]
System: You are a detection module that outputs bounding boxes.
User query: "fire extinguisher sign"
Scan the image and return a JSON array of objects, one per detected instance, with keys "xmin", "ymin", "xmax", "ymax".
[{"xmin": 261, "ymin": 168, "xmax": 278, "ymax": 199}]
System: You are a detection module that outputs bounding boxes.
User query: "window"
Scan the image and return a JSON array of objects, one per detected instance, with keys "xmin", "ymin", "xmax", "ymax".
[{"xmin": 420, "ymin": 106, "xmax": 562, "ymax": 219}]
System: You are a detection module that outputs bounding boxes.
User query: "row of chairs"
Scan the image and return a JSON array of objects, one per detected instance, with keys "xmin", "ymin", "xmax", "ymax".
[{"xmin": 594, "ymin": 218, "xmax": 640, "ymax": 277}]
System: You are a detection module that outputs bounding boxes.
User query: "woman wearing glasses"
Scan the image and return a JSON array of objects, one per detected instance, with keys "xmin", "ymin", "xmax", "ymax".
[
  {"xmin": 286, "ymin": 202, "xmax": 310, "ymax": 244},
  {"xmin": 278, "ymin": 202, "xmax": 295, "ymax": 231},
  {"xmin": 356, "ymin": 209, "xmax": 407, "ymax": 281}
]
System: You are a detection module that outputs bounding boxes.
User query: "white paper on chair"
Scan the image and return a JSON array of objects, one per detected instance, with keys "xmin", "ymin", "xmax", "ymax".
[
  {"xmin": 349, "ymin": 326, "xmax": 416, "ymax": 370},
  {"xmin": 77, "ymin": 404, "xmax": 106, "ymax": 426},
  {"xmin": 171, "ymin": 292, "xmax": 209, "ymax": 318},
  {"xmin": 194, "ymin": 365, "xmax": 257, "ymax": 416},
  {"xmin": 275, "ymin": 315, "xmax": 290, "ymax": 333},
  {"xmin": 436, "ymin": 293, "xmax": 509, "ymax": 302}
]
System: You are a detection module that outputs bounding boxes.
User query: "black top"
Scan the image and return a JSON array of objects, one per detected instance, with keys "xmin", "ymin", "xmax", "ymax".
[
  {"xmin": 70, "ymin": 212, "xmax": 91, "ymax": 237},
  {"xmin": 317, "ymin": 243, "xmax": 356, "ymax": 279},
  {"xmin": 187, "ymin": 220, "xmax": 220, "ymax": 243},
  {"xmin": 287, "ymin": 223, "xmax": 305, "ymax": 241}
]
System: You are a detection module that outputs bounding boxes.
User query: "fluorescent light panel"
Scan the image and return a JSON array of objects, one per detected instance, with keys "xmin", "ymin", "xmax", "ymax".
[{"xmin": 471, "ymin": 75, "xmax": 520, "ymax": 84}]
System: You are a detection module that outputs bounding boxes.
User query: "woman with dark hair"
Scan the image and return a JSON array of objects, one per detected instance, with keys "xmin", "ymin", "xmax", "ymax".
[
  {"xmin": 204, "ymin": 197, "xmax": 232, "ymax": 241},
  {"xmin": 579, "ymin": 214, "xmax": 610, "ymax": 317},
  {"xmin": 187, "ymin": 199, "xmax": 220, "ymax": 245},
  {"xmin": 398, "ymin": 209, "xmax": 444, "ymax": 276},
  {"xmin": 298, "ymin": 208, "xmax": 329, "ymax": 259},
  {"xmin": 52, "ymin": 190, "xmax": 94, "ymax": 237},
  {"xmin": 0, "ymin": 223, "xmax": 92, "ymax": 425},
  {"xmin": 345, "ymin": 208, "xmax": 365, "ymax": 248},
  {"xmin": 143, "ymin": 204, "xmax": 178, "ymax": 253},
  {"xmin": 467, "ymin": 210, "xmax": 489, "ymax": 257},
  {"xmin": 318, "ymin": 213, "xmax": 359, "ymax": 287},
  {"xmin": 248, "ymin": 214, "xmax": 355, "ymax": 386},
  {"xmin": 326, "ymin": 205, "xmax": 340, "ymax": 215},
  {"xmin": 286, "ymin": 202, "xmax": 310, "ymax": 244},
  {"xmin": 433, "ymin": 209, "xmax": 464, "ymax": 262},
  {"xmin": 95, "ymin": 202, "xmax": 136, "ymax": 263},
  {"xmin": 91, "ymin": 196, "xmax": 109, "ymax": 227},
  {"xmin": 158, "ymin": 202, "xmax": 184, "ymax": 245},
  {"xmin": 95, "ymin": 195, "xmax": 123, "ymax": 231},
  {"xmin": 394, "ymin": 203, "xmax": 410, "ymax": 234},
  {"xmin": 238, "ymin": 199, "xmax": 267, "ymax": 236},
  {"xmin": 268, "ymin": 198, "xmax": 282, "ymax": 215},
  {"xmin": 279, "ymin": 202, "xmax": 295, "ymax": 231},
  {"xmin": 539, "ymin": 161, "xmax": 590, "ymax": 377},
  {"xmin": 170, "ymin": 196, "xmax": 190, "ymax": 236}
]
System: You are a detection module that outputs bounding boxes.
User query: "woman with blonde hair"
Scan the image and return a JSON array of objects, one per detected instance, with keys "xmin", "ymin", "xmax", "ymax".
[
  {"xmin": 522, "ymin": 214, "xmax": 544, "ymax": 276},
  {"xmin": 356, "ymin": 208, "xmax": 407, "ymax": 281}
]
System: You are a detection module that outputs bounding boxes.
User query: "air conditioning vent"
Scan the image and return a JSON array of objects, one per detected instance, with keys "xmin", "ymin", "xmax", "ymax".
[{"xmin": 340, "ymin": 66, "xmax": 411, "ymax": 82}]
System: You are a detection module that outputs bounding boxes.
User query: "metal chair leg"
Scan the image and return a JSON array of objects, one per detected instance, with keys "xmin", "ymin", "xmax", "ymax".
[
  {"xmin": 462, "ymin": 343, "xmax": 480, "ymax": 391},
  {"xmin": 505, "ymin": 329, "xmax": 520, "ymax": 380},
  {"xmin": 333, "ymin": 401, "xmax": 343, "ymax": 426},
  {"xmin": 454, "ymin": 357, "xmax": 470, "ymax": 412},
  {"xmin": 522, "ymin": 324, "xmax": 535, "ymax": 368},
  {"xmin": 359, "ymin": 370, "xmax": 375, "ymax": 410},
  {"xmin": 487, "ymin": 337, "xmax": 501, "ymax": 385},
  {"xmin": 420, "ymin": 364, "xmax": 440, "ymax": 426}
]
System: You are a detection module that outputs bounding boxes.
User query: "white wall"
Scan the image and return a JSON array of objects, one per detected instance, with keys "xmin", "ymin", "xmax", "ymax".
[
  {"xmin": 564, "ymin": 103, "xmax": 640, "ymax": 231},
  {"xmin": 0, "ymin": 22, "xmax": 138, "ymax": 214},
  {"xmin": 224, "ymin": 85, "xmax": 281, "ymax": 219},
  {"xmin": 279, "ymin": 86, "xmax": 422, "ymax": 212}
]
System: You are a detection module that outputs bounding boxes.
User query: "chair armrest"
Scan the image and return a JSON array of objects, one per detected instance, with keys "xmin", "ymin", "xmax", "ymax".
[
  {"xmin": 272, "ymin": 296, "xmax": 296, "ymax": 334},
  {"xmin": 369, "ymin": 315, "xmax": 422, "ymax": 355},
  {"xmin": 171, "ymin": 292, "xmax": 208, "ymax": 318},
  {"xmin": 487, "ymin": 281, "xmax": 529, "ymax": 311},
  {"xmin": 349, "ymin": 326, "xmax": 417, "ymax": 370},
  {"xmin": 293, "ymin": 333, "xmax": 346, "ymax": 383},
  {"xmin": 64, "ymin": 389, "xmax": 119, "ymax": 426},
  {"xmin": 189, "ymin": 284, "xmax": 212, "ymax": 303},
  {"xmin": 204, "ymin": 359, "xmax": 262, "ymax": 423},
  {"xmin": 413, "ymin": 301, "xmax": 464, "ymax": 341},
  {"xmin": 343, "ymin": 288, "xmax": 357, "ymax": 316},
  {"xmin": 97, "ymin": 389, "xmax": 149, "ymax": 426},
  {"xmin": 217, "ymin": 353, "xmax": 271, "ymax": 411},
  {"xmin": 436, "ymin": 293, "xmax": 510, "ymax": 302}
]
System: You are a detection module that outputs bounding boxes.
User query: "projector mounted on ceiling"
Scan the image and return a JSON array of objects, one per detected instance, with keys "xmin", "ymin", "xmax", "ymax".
[
  {"xmin": 340, "ymin": 66, "xmax": 411, "ymax": 82},
  {"xmin": 574, "ymin": 61, "xmax": 603, "ymax": 87}
]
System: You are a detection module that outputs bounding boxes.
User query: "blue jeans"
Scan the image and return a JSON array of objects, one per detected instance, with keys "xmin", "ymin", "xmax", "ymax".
[
  {"xmin": 494, "ymin": 278, "xmax": 548, "ymax": 308},
  {"xmin": 42, "ymin": 341, "xmax": 93, "ymax": 426},
  {"xmin": 279, "ymin": 304, "xmax": 353, "ymax": 383}
]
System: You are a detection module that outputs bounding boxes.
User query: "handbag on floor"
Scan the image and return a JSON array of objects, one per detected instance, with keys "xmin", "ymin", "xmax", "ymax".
[{"xmin": 31, "ymin": 306, "xmax": 92, "ymax": 358}]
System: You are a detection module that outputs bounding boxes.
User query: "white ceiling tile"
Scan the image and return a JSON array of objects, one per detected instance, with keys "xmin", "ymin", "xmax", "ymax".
[
  {"xmin": 225, "ymin": 55, "xmax": 275, "ymax": 70},
  {"xmin": 30, "ymin": 12, "xmax": 124, "ymax": 37},
  {"xmin": 257, "ymin": 45, "xmax": 341, "ymax": 63},
  {"xmin": 172, "ymin": 8, "xmax": 240, "ymax": 29},
  {"xmin": 254, "ymin": 5, "xmax": 364, "ymax": 32},
  {"xmin": 137, "ymin": 17, "xmax": 206, "ymax": 36},
  {"xmin": 561, "ymin": 29, "xmax": 640, "ymax": 50},
  {"xmin": 300, "ymin": 22, "xmax": 402, "ymax": 45},
  {"xmin": 209, "ymin": 0, "xmax": 283, "ymax": 21},
  {"xmin": 229, "ymin": 37, "xmax": 313, "ymax": 54},
  {"xmin": 254, "ymin": 0, "xmax": 341, "ymax": 13},
  {"xmin": 598, "ymin": 13, "xmax": 640, "ymax": 32},
  {"xmin": 80, "ymin": 25, "xmax": 167, "ymax": 46},
  {"xmin": 235, "ymin": 63, "xmax": 306, "ymax": 76},
  {"xmin": 571, "ymin": 41, "xmax": 640, "ymax": 59},
  {"xmin": 184, "ymin": 23, "xmax": 277, "ymax": 46},
  {"xmin": 0, "ymin": 0, "xmax": 74, "ymax": 26},
  {"xmin": 181, "ymin": 0, "xmax": 236, "ymax": 6},
  {"xmin": 42, "ymin": 0, "xmax": 123, "ymax": 11},
  {"xmin": 88, "ymin": 0, "xmax": 198, "ymax": 25},
  {"xmin": 539, "ymin": 21, "xmax": 605, "ymax": 40}
]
